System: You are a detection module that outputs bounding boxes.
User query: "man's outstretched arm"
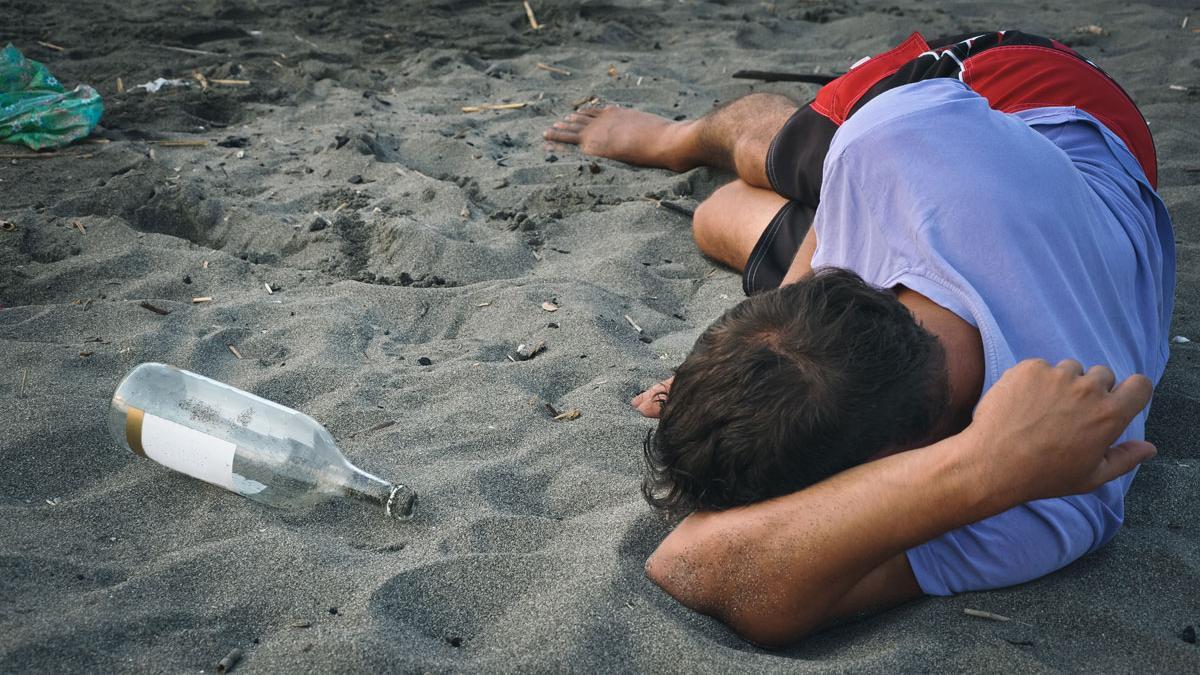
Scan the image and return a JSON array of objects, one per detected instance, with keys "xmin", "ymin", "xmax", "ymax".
[{"xmin": 645, "ymin": 359, "xmax": 1155, "ymax": 647}]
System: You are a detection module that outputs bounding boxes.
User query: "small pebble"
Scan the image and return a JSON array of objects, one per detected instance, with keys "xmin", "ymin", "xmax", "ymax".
[
  {"xmin": 417, "ymin": 357, "xmax": 433, "ymax": 366},
  {"xmin": 348, "ymin": 174, "xmax": 364, "ymax": 184}
]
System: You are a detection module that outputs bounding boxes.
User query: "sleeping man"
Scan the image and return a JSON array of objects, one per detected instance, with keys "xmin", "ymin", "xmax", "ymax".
[{"xmin": 543, "ymin": 31, "xmax": 1174, "ymax": 645}]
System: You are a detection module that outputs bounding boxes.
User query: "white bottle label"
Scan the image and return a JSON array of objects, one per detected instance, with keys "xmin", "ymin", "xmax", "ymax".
[{"xmin": 140, "ymin": 412, "xmax": 237, "ymax": 491}]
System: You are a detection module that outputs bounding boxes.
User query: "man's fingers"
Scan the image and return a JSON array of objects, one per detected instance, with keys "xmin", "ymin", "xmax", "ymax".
[
  {"xmin": 1056, "ymin": 358, "xmax": 1084, "ymax": 376},
  {"xmin": 1083, "ymin": 364, "xmax": 1117, "ymax": 391},
  {"xmin": 1109, "ymin": 373, "xmax": 1154, "ymax": 418},
  {"xmin": 1093, "ymin": 439, "xmax": 1157, "ymax": 485},
  {"xmin": 638, "ymin": 402, "xmax": 663, "ymax": 419},
  {"xmin": 544, "ymin": 127, "xmax": 581, "ymax": 144}
]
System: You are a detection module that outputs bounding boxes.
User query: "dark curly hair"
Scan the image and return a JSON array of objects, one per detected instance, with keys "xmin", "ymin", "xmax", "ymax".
[{"xmin": 642, "ymin": 268, "xmax": 950, "ymax": 518}]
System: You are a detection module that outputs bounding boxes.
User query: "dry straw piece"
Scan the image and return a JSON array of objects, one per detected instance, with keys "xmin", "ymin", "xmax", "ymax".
[
  {"xmin": 461, "ymin": 102, "xmax": 527, "ymax": 113},
  {"xmin": 523, "ymin": 0, "xmax": 542, "ymax": 30},
  {"xmin": 148, "ymin": 140, "xmax": 209, "ymax": 148},
  {"xmin": 227, "ymin": 344, "xmax": 243, "ymax": 359},
  {"xmin": 963, "ymin": 608, "xmax": 1011, "ymax": 622},
  {"xmin": 553, "ymin": 408, "xmax": 581, "ymax": 421},
  {"xmin": 536, "ymin": 62, "xmax": 570, "ymax": 76},
  {"xmin": 192, "ymin": 296, "xmax": 213, "ymax": 303}
]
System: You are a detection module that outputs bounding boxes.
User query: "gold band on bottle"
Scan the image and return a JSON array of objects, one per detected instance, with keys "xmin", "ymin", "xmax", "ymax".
[{"xmin": 126, "ymin": 407, "xmax": 146, "ymax": 457}]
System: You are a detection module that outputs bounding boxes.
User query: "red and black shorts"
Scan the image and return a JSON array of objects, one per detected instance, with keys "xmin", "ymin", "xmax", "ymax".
[{"xmin": 743, "ymin": 29, "xmax": 1158, "ymax": 295}]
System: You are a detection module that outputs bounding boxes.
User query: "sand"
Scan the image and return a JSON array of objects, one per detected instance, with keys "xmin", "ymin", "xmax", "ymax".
[{"xmin": 1, "ymin": 0, "xmax": 1198, "ymax": 671}]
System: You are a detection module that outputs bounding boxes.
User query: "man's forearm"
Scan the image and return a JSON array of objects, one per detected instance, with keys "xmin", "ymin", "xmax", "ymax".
[
  {"xmin": 646, "ymin": 359, "xmax": 1155, "ymax": 646},
  {"xmin": 646, "ymin": 432, "xmax": 1000, "ymax": 645}
]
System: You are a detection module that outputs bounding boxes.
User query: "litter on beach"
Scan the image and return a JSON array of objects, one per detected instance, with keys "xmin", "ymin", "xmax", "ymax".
[
  {"xmin": 110, "ymin": 363, "xmax": 417, "ymax": 521},
  {"xmin": 131, "ymin": 77, "xmax": 192, "ymax": 93},
  {"xmin": 0, "ymin": 43, "xmax": 102, "ymax": 150}
]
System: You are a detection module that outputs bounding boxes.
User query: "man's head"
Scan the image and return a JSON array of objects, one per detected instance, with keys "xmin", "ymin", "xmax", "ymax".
[{"xmin": 642, "ymin": 268, "xmax": 950, "ymax": 517}]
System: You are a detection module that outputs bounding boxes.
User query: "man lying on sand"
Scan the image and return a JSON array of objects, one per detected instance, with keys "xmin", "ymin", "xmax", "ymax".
[{"xmin": 544, "ymin": 31, "xmax": 1174, "ymax": 645}]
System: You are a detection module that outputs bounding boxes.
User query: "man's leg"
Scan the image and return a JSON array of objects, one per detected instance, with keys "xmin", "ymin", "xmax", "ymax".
[
  {"xmin": 543, "ymin": 94, "xmax": 798, "ymax": 189},
  {"xmin": 692, "ymin": 179, "xmax": 788, "ymax": 271}
]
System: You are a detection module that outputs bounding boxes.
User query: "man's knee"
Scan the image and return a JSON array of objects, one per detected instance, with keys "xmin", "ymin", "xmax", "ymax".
[{"xmin": 692, "ymin": 184, "xmax": 736, "ymax": 255}]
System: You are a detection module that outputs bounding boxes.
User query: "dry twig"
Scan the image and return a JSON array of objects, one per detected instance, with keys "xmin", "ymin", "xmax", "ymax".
[
  {"xmin": 139, "ymin": 301, "xmax": 170, "ymax": 315},
  {"xmin": 227, "ymin": 344, "xmax": 243, "ymax": 359},
  {"xmin": 0, "ymin": 151, "xmax": 93, "ymax": 160},
  {"xmin": 37, "ymin": 40, "xmax": 65, "ymax": 52}
]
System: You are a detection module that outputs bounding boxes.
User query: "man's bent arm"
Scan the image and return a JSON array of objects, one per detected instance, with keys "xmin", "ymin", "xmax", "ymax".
[{"xmin": 646, "ymin": 359, "xmax": 1156, "ymax": 646}]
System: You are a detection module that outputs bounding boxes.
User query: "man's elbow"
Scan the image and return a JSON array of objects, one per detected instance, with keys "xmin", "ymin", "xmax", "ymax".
[
  {"xmin": 644, "ymin": 543, "xmax": 716, "ymax": 615},
  {"xmin": 645, "ymin": 544, "xmax": 818, "ymax": 648}
]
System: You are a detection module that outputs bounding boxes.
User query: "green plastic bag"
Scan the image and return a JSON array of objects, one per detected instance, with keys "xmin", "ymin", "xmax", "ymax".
[{"xmin": 0, "ymin": 43, "xmax": 103, "ymax": 150}]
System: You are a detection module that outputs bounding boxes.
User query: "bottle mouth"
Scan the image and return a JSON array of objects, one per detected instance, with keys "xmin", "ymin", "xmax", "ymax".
[{"xmin": 386, "ymin": 485, "xmax": 418, "ymax": 521}]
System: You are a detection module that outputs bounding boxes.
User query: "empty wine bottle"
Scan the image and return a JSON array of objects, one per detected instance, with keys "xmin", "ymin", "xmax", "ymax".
[{"xmin": 109, "ymin": 363, "xmax": 416, "ymax": 521}]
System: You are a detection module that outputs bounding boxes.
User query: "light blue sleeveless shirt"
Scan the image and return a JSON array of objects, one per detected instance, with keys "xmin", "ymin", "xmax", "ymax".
[{"xmin": 809, "ymin": 78, "xmax": 1175, "ymax": 594}]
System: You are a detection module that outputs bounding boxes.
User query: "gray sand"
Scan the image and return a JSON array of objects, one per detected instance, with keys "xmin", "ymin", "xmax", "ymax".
[{"xmin": 1, "ymin": 0, "xmax": 1198, "ymax": 672}]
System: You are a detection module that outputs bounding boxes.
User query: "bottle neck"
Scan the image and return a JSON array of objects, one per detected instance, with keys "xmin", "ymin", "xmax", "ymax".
[{"xmin": 341, "ymin": 468, "xmax": 417, "ymax": 521}]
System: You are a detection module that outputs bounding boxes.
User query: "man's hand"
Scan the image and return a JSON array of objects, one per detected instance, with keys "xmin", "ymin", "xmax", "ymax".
[
  {"xmin": 631, "ymin": 376, "xmax": 673, "ymax": 418},
  {"xmin": 645, "ymin": 358, "xmax": 1155, "ymax": 647},
  {"xmin": 964, "ymin": 358, "xmax": 1155, "ymax": 507}
]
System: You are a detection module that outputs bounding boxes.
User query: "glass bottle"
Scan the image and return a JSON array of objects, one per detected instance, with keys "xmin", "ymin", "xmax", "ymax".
[{"xmin": 109, "ymin": 363, "xmax": 416, "ymax": 521}]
